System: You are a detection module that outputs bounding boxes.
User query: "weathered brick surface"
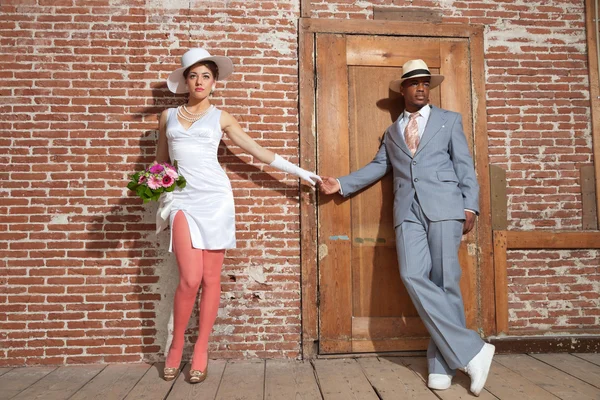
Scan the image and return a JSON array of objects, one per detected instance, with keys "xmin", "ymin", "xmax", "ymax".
[
  {"xmin": 1, "ymin": 0, "xmax": 598, "ymax": 366},
  {"xmin": 1, "ymin": 0, "xmax": 302, "ymax": 366}
]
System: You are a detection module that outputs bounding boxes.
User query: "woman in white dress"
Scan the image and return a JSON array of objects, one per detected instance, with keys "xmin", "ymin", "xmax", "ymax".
[{"xmin": 155, "ymin": 48, "xmax": 320, "ymax": 383}]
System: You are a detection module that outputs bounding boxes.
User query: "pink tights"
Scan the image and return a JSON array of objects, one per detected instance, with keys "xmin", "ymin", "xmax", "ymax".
[{"xmin": 165, "ymin": 211, "xmax": 225, "ymax": 372}]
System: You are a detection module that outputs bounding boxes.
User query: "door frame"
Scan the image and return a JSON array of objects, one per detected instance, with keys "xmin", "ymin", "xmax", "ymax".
[{"xmin": 299, "ymin": 18, "xmax": 494, "ymax": 359}]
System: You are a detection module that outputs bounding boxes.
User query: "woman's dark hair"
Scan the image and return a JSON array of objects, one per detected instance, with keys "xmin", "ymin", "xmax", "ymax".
[{"xmin": 183, "ymin": 60, "xmax": 219, "ymax": 81}]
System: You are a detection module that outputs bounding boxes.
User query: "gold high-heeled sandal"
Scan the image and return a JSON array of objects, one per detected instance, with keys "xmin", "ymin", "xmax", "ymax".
[
  {"xmin": 189, "ymin": 366, "xmax": 208, "ymax": 384},
  {"xmin": 163, "ymin": 366, "xmax": 179, "ymax": 381}
]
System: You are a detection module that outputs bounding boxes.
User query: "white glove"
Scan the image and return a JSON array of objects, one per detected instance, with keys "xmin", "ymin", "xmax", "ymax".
[{"xmin": 269, "ymin": 154, "xmax": 322, "ymax": 186}]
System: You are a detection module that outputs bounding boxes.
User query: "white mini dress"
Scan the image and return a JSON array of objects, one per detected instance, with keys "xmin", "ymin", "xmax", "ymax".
[{"xmin": 165, "ymin": 106, "xmax": 236, "ymax": 251}]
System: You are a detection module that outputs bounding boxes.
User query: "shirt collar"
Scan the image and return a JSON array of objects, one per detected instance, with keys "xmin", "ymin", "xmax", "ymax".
[{"xmin": 404, "ymin": 104, "xmax": 431, "ymax": 120}]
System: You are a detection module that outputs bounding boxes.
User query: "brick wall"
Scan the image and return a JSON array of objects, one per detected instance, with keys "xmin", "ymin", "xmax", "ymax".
[
  {"xmin": 1, "ymin": 0, "xmax": 302, "ymax": 366},
  {"xmin": 1, "ymin": 0, "xmax": 599, "ymax": 367},
  {"xmin": 311, "ymin": 0, "xmax": 599, "ymax": 333}
]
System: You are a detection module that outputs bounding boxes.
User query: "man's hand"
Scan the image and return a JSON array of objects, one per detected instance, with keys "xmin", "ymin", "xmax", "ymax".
[
  {"xmin": 319, "ymin": 176, "xmax": 341, "ymax": 195},
  {"xmin": 463, "ymin": 211, "xmax": 476, "ymax": 234}
]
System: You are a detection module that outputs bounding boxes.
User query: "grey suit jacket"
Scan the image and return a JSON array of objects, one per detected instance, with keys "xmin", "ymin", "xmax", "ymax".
[{"xmin": 338, "ymin": 105, "xmax": 479, "ymax": 228}]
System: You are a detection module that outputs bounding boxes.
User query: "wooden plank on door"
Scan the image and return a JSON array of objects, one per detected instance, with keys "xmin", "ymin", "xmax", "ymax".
[
  {"xmin": 352, "ymin": 317, "xmax": 428, "ymax": 339},
  {"xmin": 300, "ymin": 19, "xmax": 480, "ymax": 38},
  {"xmin": 484, "ymin": 361, "xmax": 560, "ymax": 399},
  {"xmin": 264, "ymin": 360, "xmax": 321, "ymax": 400},
  {"xmin": 469, "ymin": 27, "xmax": 495, "ymax": 336},
  {"xmin": 346, "ymin": 36, "xmax": 441, "ymax": 67},
  {"xmin": 215, "ymin": 360, "xmax": 264, "ymax": 400},
  {"xmin": 11, "ymin": 365, "xmax": 104, "ymax": 400},
  {"xmin": 357, "ymin": 357, "xmax": 438, "ymax": 399},
  {"xmin": 495, "ymin": 354, "xmax": 600, "ymax": 399},
  {"xmin": 317, "ymin": 33, "xmax": 353, "ymax": 354},
  {"xmin": 0, "ymin": 367, "xmax": 57, "ymax": 400},
  {"xmin": 401, "ymin": 357, "xmax": 497, "ymax": 400},
  {"xmin": 347, "ymin": 64, "xmax": 416, "ymax": 347},
  {"xmin": 299, "ymin": 28, "xmax": 319, "ymax": 360},
  {"xmin": 168, "ymin": 360, "xmax": 226, "ymax": 400},
  {"xmin": 352, "ymin": 338, "xmax": 430, "ymax": 353},
  {"xmin": 531, "ymin": 353, "xmax": 600, "ymax": 389},
  {"xmin": 439, "ymin": 38, "xmax": 478, "ymax": 331},
  {"xmin": 70, "ymin": 364, "xmax": 151, "ymax": 400},
  {"xmin": 439, "ymin": 39, "xmax": 472, "ymax": 145},
  {"xmin": 125, "ymin": 362, "xmax": 177, "ymax": 400},
  {"xmin": 313, "ymin": 359, "xmax": 379, "ymax": 400}
]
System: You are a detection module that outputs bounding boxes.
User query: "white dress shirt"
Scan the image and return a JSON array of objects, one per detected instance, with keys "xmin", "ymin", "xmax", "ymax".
[{"xmin": 397, "ymin": 104, "xmax": 431, "ymax": 142}]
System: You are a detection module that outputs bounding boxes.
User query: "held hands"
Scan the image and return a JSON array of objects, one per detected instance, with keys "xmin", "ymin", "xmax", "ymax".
[
  {"xmin": 318, "ymin": 176, "xmax": 341, "ymax": 195},
  {"xmin": 296, "ymin": 168, "xmax": 322, "ymax": 187},
  {"xmin": 269, "ymin": 154, "xmax": 322, "ymax": 187}
]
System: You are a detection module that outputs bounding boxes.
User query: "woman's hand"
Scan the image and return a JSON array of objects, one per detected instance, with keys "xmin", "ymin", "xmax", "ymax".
[{"xmin": 295, "ymin": 168, "xmax": 322, "ymax": 187}]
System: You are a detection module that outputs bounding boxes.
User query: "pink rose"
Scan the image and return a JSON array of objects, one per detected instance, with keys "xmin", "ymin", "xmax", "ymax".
[
  {"xmin": 148, "ymin": 175, "xmax": 162, "ymax": 189},
  {"xmin": 138, "ymin": 175, "xmax": 147, "ymax": 184},
  {"xmin": 162, "ymin": 175, "xmax": 174, "ymax": 187},
  {"xmin": 149, "ymin": 163, "xmax": 164, "ymax": 174}
]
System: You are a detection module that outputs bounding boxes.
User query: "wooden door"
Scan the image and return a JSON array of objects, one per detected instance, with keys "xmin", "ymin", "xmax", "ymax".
[{"xmin": 317, "ymin": 34, "xmax": 479, "ymax": 353}]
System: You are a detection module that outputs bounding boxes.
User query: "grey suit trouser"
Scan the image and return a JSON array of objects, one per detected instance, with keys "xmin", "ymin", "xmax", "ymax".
[{"xmin": 395, "ymin": 196, "xmax": 484, "ymax": 374}]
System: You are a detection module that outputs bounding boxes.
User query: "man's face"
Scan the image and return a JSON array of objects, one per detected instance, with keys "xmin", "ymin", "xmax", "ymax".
[{"xmin": 400, "ymin": 77, "xmax": 431, "ymax": 112}]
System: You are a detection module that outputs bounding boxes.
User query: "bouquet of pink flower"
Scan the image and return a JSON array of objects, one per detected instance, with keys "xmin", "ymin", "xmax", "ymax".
[{"xmin": 127, "ymin": 162, "xmax": 186, "ymax": 202}]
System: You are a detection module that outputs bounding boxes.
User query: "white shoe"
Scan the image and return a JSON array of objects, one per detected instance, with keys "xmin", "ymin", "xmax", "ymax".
[
  {"xmin": 463, "ymin": 343, "xmax": 495, "ymax": 396},
  {"xmin": 427, "ymin": 373, "xmax": 452, "ymax": 390}
]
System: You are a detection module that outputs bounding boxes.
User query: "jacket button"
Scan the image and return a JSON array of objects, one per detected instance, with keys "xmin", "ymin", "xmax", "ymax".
[
  {"xmin": 414, "ymin": 178, "xmax": 418, "ymax": 182},
  {"xmin": 412, "ymin": 161, "xmax": 417, "ymax": 165}
]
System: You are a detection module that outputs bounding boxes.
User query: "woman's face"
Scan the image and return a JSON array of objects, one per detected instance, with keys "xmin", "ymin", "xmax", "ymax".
[{"xmin": 186, "ymin": 65, "xmax": 216, "ymax": 100}]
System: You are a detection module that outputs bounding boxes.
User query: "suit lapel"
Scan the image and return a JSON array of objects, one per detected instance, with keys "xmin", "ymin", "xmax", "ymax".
[
  {"xmin": 387, "ymin": 117, "xmax": 412, "ymax": 157},
  {"xmin": 415, "ymin": 105, "xmax": 447, "ymax": 156}
]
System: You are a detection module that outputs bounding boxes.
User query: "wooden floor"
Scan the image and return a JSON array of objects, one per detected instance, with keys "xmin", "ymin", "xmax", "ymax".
[{"xmin": 1, "ymin": 353, "xmax": 599, "ymax": 399}]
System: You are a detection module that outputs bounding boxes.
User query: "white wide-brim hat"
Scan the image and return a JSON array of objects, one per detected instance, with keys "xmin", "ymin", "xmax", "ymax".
[
  {"xmin": 389, "ymin": 59, "xmax": 444, "ymax": 92},
  {"xmin": 167, "ymin": 48, "xmax": 234, "ymax": 94}
]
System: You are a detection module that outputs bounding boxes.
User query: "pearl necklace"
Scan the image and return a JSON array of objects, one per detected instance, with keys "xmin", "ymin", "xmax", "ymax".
[{"xmin": 177, "ymin": 105, "xmax": 213, "ymax": 122}]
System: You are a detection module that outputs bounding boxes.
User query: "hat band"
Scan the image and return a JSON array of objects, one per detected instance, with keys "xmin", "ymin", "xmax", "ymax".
[{"xmin": 401, "ymin": 69, "xmax": 431, "ymax": 79}]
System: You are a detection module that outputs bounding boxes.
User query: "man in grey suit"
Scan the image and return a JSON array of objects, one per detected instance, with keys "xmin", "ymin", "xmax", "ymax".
[{"xmin": 319, "ymin": 59, "xmax": 495, "ymax": 396}]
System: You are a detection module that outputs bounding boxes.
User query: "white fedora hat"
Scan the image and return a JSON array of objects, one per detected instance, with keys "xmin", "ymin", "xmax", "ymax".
[
  {"xmin": 167, "ymin": 48, "xmax": 234, "ymax": 94},
  {"xmin": 389, "ymin": 59, "xmax": 444, "ymax": 92}
]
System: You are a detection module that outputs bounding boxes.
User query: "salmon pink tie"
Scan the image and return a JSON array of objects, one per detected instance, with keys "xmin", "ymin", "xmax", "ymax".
[{"xmin": 404, "ymin": 112, "xmax": 420, "ymax": 155}]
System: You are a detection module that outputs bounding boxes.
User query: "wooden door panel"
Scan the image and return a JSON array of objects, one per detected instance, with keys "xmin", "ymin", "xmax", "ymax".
[
  {"xmin": 316, "ymin": 33, "xmax": 352, "ymax": 353},
  {"xmin": 318, "ymin": 34, "xmax": 479, "ymax": 353},
  {"xmin": 348, "ymin": 65, "xmax": 420, "ymax": 332},
  {"xmin": 346, "ymin": 36, "xmax": 441, "ymax": 67},
  {"xmin": 438, "ymin": 39, "xmax": 478, "ymax": 330}
]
